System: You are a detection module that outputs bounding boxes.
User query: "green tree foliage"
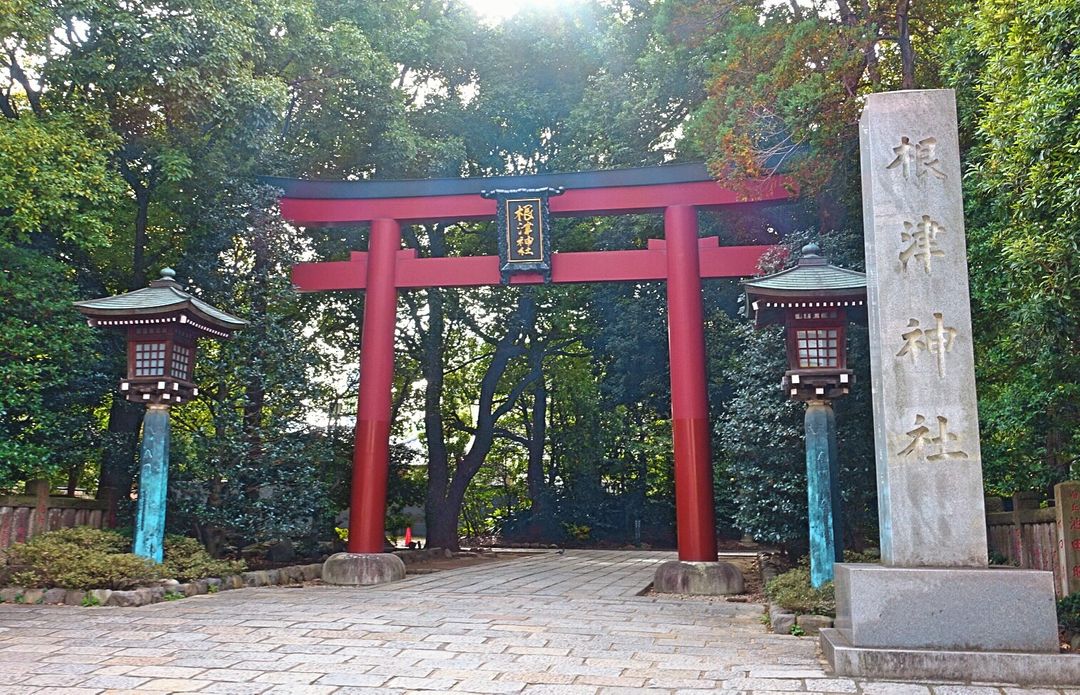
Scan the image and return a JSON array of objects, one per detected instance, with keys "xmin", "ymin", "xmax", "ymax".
[
  {"xmin": 0, "ymin": 113, "xmax": 121, "ymax": 492},
  {"xmin": 0, "ymin": 114, "xmax": 122, "ymax": 246},
  {"xmin": 452, "ymin": 3, "xmax": 739, "ymax": 548},
  {"xmin": 713, "ymin": 230, "xmax": 877, "ymax": 551},
  {"xmin": 567, "ymin": 1, "xmax": 710, "ymax": 167},
  {"xmin": 2, "ymin": 0, "xmax": 291, "ymax": 500},
  {"xmin": 167, "ymin": 185, "xmax": 332, "ymax": 554},
  {"xmin": 0, "ymin": 245, "xmax": 108, "ymax": 490},
  {"xmin": 0, "ymin": 0, "xmax": 429, "ymax": 517},
  {"xmin": 20, "ymin": 0, "xmax": 1064, "ymax": 559},
  {"xmin": 674, "ymin": 0, "xmax": 956, "ymax": 547},
  {"xmin": 672, "ymin": 0, "xmax": 953, "ymax": 229},
  {"xmin": 715, "ymin": 321, "xmax": 807, "ymax": 546},
  {"xmin": 943, "ymin": 0, "xmax": 1080, "ymax": 490}
]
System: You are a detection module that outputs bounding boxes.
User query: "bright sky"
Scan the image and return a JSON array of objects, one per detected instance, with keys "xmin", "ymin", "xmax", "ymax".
[{"xmin": 462, "ymin": 0, "xmax": 587, "ymax": 22}]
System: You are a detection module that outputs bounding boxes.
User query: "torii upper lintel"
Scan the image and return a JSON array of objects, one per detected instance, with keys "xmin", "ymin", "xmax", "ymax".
[{"xmin": 266, "ymin": 162, "xmax": 793, "ymax": 225}]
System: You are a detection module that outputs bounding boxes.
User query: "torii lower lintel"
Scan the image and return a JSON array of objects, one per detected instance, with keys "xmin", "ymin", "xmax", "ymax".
[
  {"xmin": 274, "ymin": 163, "xmax": 792, "ymax": 567},
  {"xmin": 291, "ymin": 239, "xmax": 773, "ymax": 291}
]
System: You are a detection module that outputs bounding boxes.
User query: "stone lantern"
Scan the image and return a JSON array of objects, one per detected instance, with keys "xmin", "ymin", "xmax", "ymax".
[
  {"xmin": 75, "ymin": 268, "xmax": 246, "ymax": 562},
  {"xmin": 741, "ymin": 243, "xmax": 866, "ymax": 586}
]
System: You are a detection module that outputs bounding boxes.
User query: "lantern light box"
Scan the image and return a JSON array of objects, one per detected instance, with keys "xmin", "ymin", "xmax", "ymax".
[
  {"xmin": 742, "ymin": 243, "xmax": 867, "ymax": 402},
  {"xmin": 75, "ymin": 268, "xmax": 245, "ymax": 405}
]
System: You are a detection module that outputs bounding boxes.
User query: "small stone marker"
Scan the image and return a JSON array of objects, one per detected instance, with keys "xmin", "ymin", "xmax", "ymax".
[
  {"xmin": 860, "ymin": 89, "xmax": 987, "ymax": 567},
  {"xmin": 1055, "ymin": 481, "xmax": 1080, "ymax": 596}
]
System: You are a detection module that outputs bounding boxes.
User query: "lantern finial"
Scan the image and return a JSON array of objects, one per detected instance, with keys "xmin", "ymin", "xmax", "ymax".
[
  {"xmin": 150, "ymin": 267, "xmax": 182, "ymax": 289},
  {"xmin": 798, "ymin": 242, "xmax": 828, "ymax": 266}
]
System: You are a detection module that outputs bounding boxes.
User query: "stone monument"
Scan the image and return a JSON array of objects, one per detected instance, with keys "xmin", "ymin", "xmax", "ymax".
[
  {"xmin": 1055, "ymin": 481, "xmax": 1080, "ymax": 596},
  {"xmin": 820, "ymin": 90, "xmax": 1076, "ymax": 684}
]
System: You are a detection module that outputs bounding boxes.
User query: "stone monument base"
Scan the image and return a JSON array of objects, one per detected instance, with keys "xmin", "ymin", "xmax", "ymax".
[
  {"xmin": 834, "ymin": 563, "xmax": 1058, "ymax": 652},
  {"xmin": 653, "ymin": 560, "xmax": 744, "ymax": 595},
  {"xmin": 822, "ymin": 563, "xmax": 1071, "ymax": 684},
  {"xmin": 821, "ymin": 629, "xmax": 1080, "ymax": 685},
  {"xmin": 322, "ymin": 552, "xmax": 406, "ymax": 586}
]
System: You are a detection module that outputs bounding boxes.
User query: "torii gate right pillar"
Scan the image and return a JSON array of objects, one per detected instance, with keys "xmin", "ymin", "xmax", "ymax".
[
  {"xmin": 664, "ymin": 205, "xmax": 719, "ymax": 562},
  {"xmin": 653, "ymin": 205, "xmax": 743, "ymax": 595}
]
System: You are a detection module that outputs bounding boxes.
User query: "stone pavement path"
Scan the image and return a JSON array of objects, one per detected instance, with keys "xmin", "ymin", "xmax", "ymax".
[{"xmin": 0, "ymin": 549, "xmax": 1075, "ymax": 695}]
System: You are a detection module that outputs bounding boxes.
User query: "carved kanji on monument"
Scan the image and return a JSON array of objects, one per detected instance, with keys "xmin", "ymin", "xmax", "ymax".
[{"xmin": 860, "ymin": 91, "xmax": 986, "ymax": 567}]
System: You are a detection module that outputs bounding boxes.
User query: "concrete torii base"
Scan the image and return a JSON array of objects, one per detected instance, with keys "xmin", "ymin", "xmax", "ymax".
[
  {"xmin": 653, "ymin": 560, "xmax": 745, "ymax": 595},
  {"xmin": 322, "ymin": 552, "xmax": 406, "ymax": 586}
]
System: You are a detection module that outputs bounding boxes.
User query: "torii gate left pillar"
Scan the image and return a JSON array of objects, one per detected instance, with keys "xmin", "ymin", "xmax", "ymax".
[
  {"xmin": 276, "ymin": 163, "xmax": 789, "ymax": 589},
  {"xmin": 321, "ymin": 217, "xmax": 410, "ymax": 585},
  {"xmin": 349, "ymin": 218, "xmax": 401, "ymax": 555}
]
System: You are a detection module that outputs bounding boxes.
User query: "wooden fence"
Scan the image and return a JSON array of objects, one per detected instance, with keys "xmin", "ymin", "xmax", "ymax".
[
  {"xmin": 0, "ymin": 480, "xmax": 111, "ymax": 551},
  {"xmin": 985, "ymin": 492, "xmax": 1063, "ymax": 596}
]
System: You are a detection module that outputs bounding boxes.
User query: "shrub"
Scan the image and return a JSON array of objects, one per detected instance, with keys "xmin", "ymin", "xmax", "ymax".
[
  {"xmin": 3, "ymin": 528, "xmax": 246, "ymax": 590},
  {"xmin": 765, "ymin": 564, "xmax": 836, "ymax": 616},
  {"xmin": 31, "ymin": 527, "xmax": 129, "ymax": 554},
  {"xmin": 562, "ymin": 523, "xmax": 591, "ymax": 542},
  {"xmin": 843, "ymin": 549, "xmax": 880, "ymax": 564},
  {"xmin": 764, "ymin": 550, "xmax": 879, "ymax": 616},
  {"xmin": 1058, "ymin": 592, "xmax": 1080, "ymax": 633},
  {"xmin": 161, "ymin": 535, "xmax": 245, "ymax": 582},
  {"xmin": 7, "ymin": 529, "xmax": 159, "ymax": 590}
]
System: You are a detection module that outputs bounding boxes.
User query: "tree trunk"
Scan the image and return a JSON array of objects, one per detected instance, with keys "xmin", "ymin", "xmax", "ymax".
[
  {"xmin": 65, "ymin": 461, "xmax": 83, "ymax": 497},
  {"xmin": 425, "ymin": 491, "xmax": 464, "ymax": 550},
  {"xmin": 98, "ymin": 165, "xmax": 154, "ymax": 523},
  {"xmin": 411, "ymin": 218, "xmax": 545, "ymax": 551},
  {"xmin": 131, "ymin": 184, "xmax": 151, "ymax": 288},
  {"xmin": 863, "ymin": 0, "xmax": 882, "ymax": 91},
  {"xmin": 96, "ymin": 398, "xmax": 144, "ymax": 526},
  {"xmin": 422, "ymin": 286, "xmax": 539, "ymax": 550},
  {"xmin": 421, "ymin": 288, "xmax": 452, "ymax": 546},
  {"xmin": 526, "ymin": 379, "xmax": 548, "ymax": 510},
  {"xmin": 634, "ymin": 411, "xmax": 648, "ymax": 527},
  {"xmin": 1045, "ymin": 410, "xmax": 1072, "ymax": 487},
  {"xmin": 242, "ymin": 211, "xmax": 270, "ymax": 458},
  {"xmin": 896, "ymin": 0, "xmax": 915, "ymax": 89},
  {"xmin": 525, "ymin": 347, "xmax": 549, "ymax": 538},
  {"xmin": 197, "ymin": 382, "xmax": 231, "ymax": 557}
]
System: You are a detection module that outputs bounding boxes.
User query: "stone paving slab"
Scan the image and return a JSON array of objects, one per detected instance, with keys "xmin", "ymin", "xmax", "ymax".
[{"xmin": 0, "ymin": 550, "xmax": 1076, "ymax": 694}]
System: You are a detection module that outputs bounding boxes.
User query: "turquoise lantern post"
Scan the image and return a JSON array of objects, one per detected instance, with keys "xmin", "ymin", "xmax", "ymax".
[
  {"xmin": 75, "ymin": 268, "xmax": 246, "ymax": 562},
  {"xmin": 741, "ymin": 244, "xmax": 867, "ymax": 587}
]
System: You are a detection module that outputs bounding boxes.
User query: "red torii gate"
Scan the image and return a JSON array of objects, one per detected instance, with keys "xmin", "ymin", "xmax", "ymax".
[{"xmin": 270, "ymin": 163, "xmax": 789, "ymax": 563}]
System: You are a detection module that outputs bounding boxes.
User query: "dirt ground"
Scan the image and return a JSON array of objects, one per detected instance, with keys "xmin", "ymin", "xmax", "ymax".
[{"xmin": 402, "ymin": 549, "xmax": 540, "ymax": 574}]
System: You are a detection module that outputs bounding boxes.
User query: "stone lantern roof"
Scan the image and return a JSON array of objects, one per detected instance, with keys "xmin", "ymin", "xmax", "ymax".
[
  {"xmin": 741, "ymin": 243, "xmax": 867, "ymax": 327},
  {"xmin": 74, "ymin": 268, "xmax": 247, "ymax": 338}
]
